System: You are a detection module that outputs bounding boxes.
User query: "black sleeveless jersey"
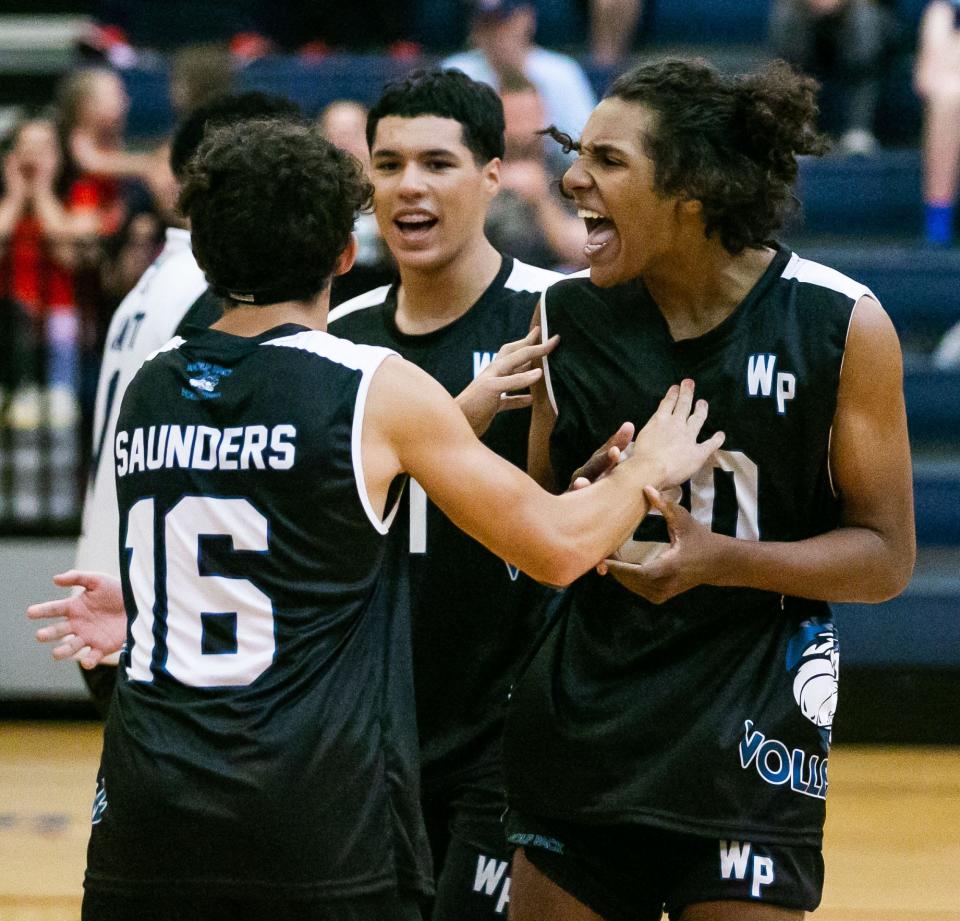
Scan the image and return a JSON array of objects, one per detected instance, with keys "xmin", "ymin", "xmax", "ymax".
[
  {"xmin": 504, "ymin": 245, "xmax": 871, "ymax": 847},
  {"xmin": 328, "ymin": 255, "xmax": 562, "ymax": 786},
  {"xmin": 87, "ymin": 324, "xmax": 432, "ymax": 900}
]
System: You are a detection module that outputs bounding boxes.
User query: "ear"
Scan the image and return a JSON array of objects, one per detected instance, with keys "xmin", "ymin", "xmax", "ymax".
[
  {"xmin": 334, "ymin": 233, "xmax": 359, "ymax": 277},
  {"xmin": 482, "ymin": 157, "xmax": 502, "ymax": 198}
]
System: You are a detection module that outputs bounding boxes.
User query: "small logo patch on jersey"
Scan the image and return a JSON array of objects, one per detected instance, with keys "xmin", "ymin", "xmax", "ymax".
[
  {"xmin": 745, "ymin": 353, "xmax": 796, "ymax": 415},
  {"xmin": 91, "ymin": 779, "xmax": 108, "ymax": 825},
  {"xmin": 505, "ymin": 562, "xmax": 520, "ymax": 581},
  {"xmin": 182, "ymin": 362, "xmax": 232, "ymax": 400}
]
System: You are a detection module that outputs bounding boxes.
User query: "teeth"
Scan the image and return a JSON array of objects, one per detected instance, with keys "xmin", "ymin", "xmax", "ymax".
[
  {"xmin": 577, "ymin": 208, "xmax": 606, "ymax": 220},
  {"xmin": 397, "ymin": 215, "xmax": 434, "ymax": 224}
]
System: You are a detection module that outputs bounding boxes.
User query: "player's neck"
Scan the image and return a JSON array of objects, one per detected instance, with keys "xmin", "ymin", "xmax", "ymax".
[
  {"xmin": 645, "ymin": 241, "xmax": 775, "ymax": 341},
  {"xmin": 394, "ymin": 237, "xmax": 502, "ymax": 335},
  {"xmin": 211, "ymin": 290, "xmax": 331, "ymax": 337}
]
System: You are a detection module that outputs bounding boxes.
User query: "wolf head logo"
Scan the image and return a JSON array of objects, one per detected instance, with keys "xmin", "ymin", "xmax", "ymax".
[{"xmin": 786, "ymin": 620, "xmax": 839, "ymax": 743}]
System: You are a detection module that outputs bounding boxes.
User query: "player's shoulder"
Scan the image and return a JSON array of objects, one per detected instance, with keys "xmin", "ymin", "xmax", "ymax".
[
  {"xmin": 263, "ymin": 327, "xmax": 396, "ymax": 375},
  {"xmin": 540, "ymin": 268, "xmax": 597, "ymax": 307},
  {"xmin": 328, "ymin": 285, "xmax": 392, "ymax": 328},
  {"xmin": 778, "ymin": 249, "xmax": 876, "ymax": 306},
  {"xmin": 503, "ymin": 259, "xmax": 566, "ymax": 295}
]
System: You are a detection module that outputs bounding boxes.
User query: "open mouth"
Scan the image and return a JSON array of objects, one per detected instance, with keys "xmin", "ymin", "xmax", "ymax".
[
  {"xmin": 394, "ymin": 213, "xmax": 439, "ymax": 240},
  {"xmin": 577, "ymin": 208, "xmax": 618, "ymax": 258}
]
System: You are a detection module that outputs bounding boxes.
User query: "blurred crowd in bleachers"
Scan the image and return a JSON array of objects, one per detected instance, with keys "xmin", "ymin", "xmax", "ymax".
[{"xmin": 1, "ymin": 0, "xmax": 960, "ymax": 533}]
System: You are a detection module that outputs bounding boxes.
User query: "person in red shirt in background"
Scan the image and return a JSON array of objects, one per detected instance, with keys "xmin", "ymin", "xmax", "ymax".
[
  {"xmin": 0, "ymin": 117, "xmax": 100, "ymax": 429},
  {"xmin": 58, "ymin": 68, "xmax": 168, "ymax": 342}
]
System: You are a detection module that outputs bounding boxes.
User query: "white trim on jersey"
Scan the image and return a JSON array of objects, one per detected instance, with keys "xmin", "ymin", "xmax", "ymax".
[
  {"xmin": 780, "ymin": 253, "xmax": 876, "ymax": 303},
  {"xmin": 504, "ymin": 260, "xmax": 565, "ymax": 293},
  {"xmin": 327, "ymin": 285, "xmax": 391, "ymax": 324},
  {"xmin": 146, "ymin": 336, "xmax": 186, "ymax": 362},
  {"xmin": 263, "ymin": 329, "xmax": 401, "ymax": 535},
  {"xmin": 538, "ymin": 289, "xmax": 559, "ymax": 418},
  {"xmin": 75, "ymin": 229, "xmax": 207, "ymax": 581},
  {"xmin": 328, "ymin": 259, "xmax": 567, "ymax": 326},
  {"xmin": 826, "ymin": 298, "xmax": 865, "ymax": 499},
  {"xmin": 784, "ymin": 252, "xmax": 879, "ymax": 500},
  {"xmin": 538, "ymin": 268, "xmax": 588, "ymax": 421}
]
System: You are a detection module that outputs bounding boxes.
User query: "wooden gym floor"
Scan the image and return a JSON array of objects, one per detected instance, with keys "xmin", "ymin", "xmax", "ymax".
[{"xmin": 1, "ymin": 722, "xmax": 958, "ymax": 921}]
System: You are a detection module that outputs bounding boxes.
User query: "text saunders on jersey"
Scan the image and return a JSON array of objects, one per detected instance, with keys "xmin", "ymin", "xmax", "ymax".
[{"xmin": 115, "ymin": 424, "xmax": 297, "ymax": 476}]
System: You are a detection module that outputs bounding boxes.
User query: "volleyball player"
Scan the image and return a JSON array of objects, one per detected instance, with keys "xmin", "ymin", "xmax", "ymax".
[
  {"xmin": 504, "ymin": 59, "xmax": 915, "ymax": 921},
  {"xmin": 31, "ymin": 118, "xmax": 723, "ymax": 920},
  {"xmin": 328, "ymin": 69, "xmax": 562, "ymax": 921}
]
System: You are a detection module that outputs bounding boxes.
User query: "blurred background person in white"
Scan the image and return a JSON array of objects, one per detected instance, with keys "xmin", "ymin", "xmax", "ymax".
[{"xmin": 443, "ymin": 0, "xmax": 596, "ymax": 140}]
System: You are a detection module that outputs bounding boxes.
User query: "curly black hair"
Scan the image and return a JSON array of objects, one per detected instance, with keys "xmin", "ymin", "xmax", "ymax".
[
  {"xmin": 367, "ymin": 68, "xmax": 505, "ymax": 164},
  {"xmin": 552, "ymin": 58, "xmax": 828, "ymax": 254},
  {"xmin": 178, "ymin": 119, "xmax": 372, "ymax": 305}
]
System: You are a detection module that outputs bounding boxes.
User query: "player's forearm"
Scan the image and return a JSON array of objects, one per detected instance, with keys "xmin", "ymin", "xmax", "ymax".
[
  {"xmin": 709, "ymin": 526, "xmax": 915, "ymax": 602},
  {"xmin": 509, "ymin": 458, "xmax": 662, "ymax": 586}
]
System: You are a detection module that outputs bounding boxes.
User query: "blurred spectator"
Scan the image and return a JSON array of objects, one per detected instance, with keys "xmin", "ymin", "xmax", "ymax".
[
  {"xmin": 318, "ymin": 101, "xmax": 394, "ymax": 304},
  {"xmin": 0, "ymin": 118, "xmax": 98, "ymax": 429},
  {"xmin": 590, "ymin": 0, "xmax": 643, "ymax": 67},
  {"xmin": 933, "ymin": 318, "xmax": 960, "ymax": 367},
  {"xmin": 485, "ymin": 71, "xmax": 586, "ymax": 268},
  {"xmin": 443, "ymin": 0, "xmax": 597, "ymax": 138},
  {"xmin": 914, "ymin": 0, "xmax": 960, "ymax": 246},
  {"xmin": 169, "ymin": 43, "xmax": 234, "ymax": 116},
  {"xmin": 58, "ymin": 67, "xmax": 173, "ymax": 220},
  {"xmin": 769, "ymin": 0, "xmax": 896, "ymax": 154},
  {"xmin": 57, "ymin": 68, "xmax": 165, "ymax": 311}
]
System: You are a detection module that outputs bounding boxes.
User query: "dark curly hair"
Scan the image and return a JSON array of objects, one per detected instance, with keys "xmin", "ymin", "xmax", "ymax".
[
  {"xmin": 367, "ymin": 68, "xmax": 505, "ymax": 164},
  {"xmin": 178, "ymin": 119, "xmax": 373, "ymax": 305},
  {"xmin": 555, "ymin": 58, "xmax": 828, "ymax": 254}
]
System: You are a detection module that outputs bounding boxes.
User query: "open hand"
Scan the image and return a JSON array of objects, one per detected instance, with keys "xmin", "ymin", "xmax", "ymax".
[
  {"xmin": 27, "ymin": 570, "xmax": 126, "ymax": 669},
  {"xmin": 628, "ymin": 379, "xmax": 724, "ymax": 490},
  {"xmin": 456, "ymin": 326, "xmax": 559, "ymax": 436}
]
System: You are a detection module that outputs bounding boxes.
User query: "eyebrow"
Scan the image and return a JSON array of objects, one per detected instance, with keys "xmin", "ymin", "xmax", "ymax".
[
  {"xmin": 582, "ymin": 141, "xmax": 630, "ymax": 158},
  {"xmin": 372, "ymin": 147, "xmax": 460, "ymax": 159}
]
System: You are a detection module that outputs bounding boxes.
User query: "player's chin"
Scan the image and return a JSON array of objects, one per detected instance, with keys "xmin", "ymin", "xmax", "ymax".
[{"xmin": 588, "ymin": 259, "xmax": 632, "ymax": 288}]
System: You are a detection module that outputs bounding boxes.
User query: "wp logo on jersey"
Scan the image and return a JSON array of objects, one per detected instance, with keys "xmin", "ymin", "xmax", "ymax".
[
  {"xmin": 746, "ymin": 354, "xmax": 795, "ymax": 415},
  {"xmin": 719, "ymin": 840, "xmax": 775, "ymax": 899}
]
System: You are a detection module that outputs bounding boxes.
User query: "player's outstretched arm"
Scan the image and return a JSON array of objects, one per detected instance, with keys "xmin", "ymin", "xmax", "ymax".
[
  {"xmin": 364, "ymin": 358, "xmax": 724, "ymax": 587},
  {"xmin": 603, "ymin": 296, "xmax": 916, "ymax": 604},
  {"xmin": 27, "ymin": 571, "xmax": 126, "ymax": 668}
]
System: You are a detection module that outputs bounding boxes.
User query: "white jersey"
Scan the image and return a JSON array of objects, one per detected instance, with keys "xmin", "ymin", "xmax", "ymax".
[{"xmin": 75, "ymin": 228, "xmax": 207, "ymax": 579}]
